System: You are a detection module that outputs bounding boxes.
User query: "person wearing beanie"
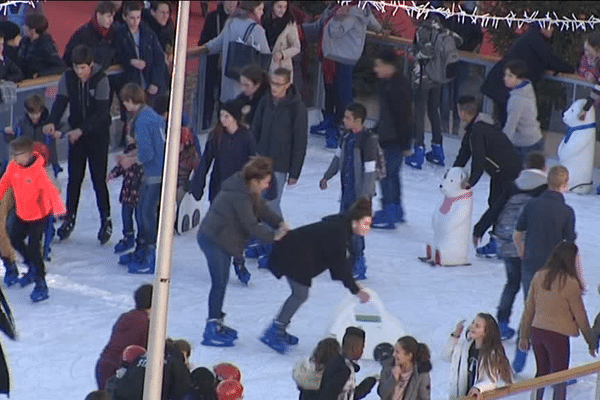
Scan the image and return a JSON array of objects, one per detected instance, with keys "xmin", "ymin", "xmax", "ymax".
[
  {"xmin": 63, "ymin": 1, "xmax": 118, "ymax": 71},
  {"xmin": 190, "ymin": 98, "xmax": 257, "ymax": 285},
  {"xmin": 0, "ymin": 21, "xmax": 21, "ymax": 66},
  {"xmin": 260, "ymin": 197, "xmax": 372, "ymax": 354}
]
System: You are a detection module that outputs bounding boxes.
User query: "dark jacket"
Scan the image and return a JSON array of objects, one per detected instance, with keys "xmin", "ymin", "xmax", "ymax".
[
  {"xmin": 252, "ymin": 85, "xmax": 308, "ymax": 179},
  {"xmin": 3, "ymin": 45, "xmax": 18, "ymax": 68},
  {"xmin": 198, "ymin": 3, "xmax": 229, "ymax": 46},
  {"xmin": 236, "ymin": 84, "xmax": 268, "ymax": 127},
  {"xmin": 143, "ymin": 8, "xmax": 175, "ymax": 52},
  {"xmin": 0, "ymin": 54, "xmax": 22, "ymax": 82},
  {"xmin": 481, "ymin": 25, "xmax": 574, "ymax": 104},
  {"xmin": 97, "ymin": 309, "xmax": 150, "ymax": 377},
  {"xmin": 473, "ymin": 168, "xmax": 547, "ymax": 239},
  {"xmin": 17, "ymin": 33, "xmax": 66, "ymax": 79},
  {"xmin": 113, "ymin": 343, "xmax": 191, "ymax": 400},
  {"xmin": 14, "ymin": 107, "xmax": 58, "ymax": 166},
  {"xmin": 269, "ymin": 214, "xmax": 360, "ymax": 294},
  {"xmin": 318, "ymin": 353, "xmax": 376, "ymax": 400},
  {"xmin": 63, "ymin": 20, "xmax": 118, "ymax": 71},
  {"xmin": 191, "ymin": 126, "xmax": 257, "ymax": 203},
  {"xmin": 440, "ymin": 14, "xmax": 483, "ymax": 52},
  {"xmin": 453, "ymin": 113, "xmax": 521, "ymax": 188},
  {"xmin": 198, "ymin": 172, "xmax": 283, "ymax": 259},
  {"xmin": 49, "ymin": 63, "xmax": 111, "ymax": 139},
  {"xmin": 114, "ymin": 22, "xmax": 167, "ymax": 93},
  {"xmin": 377, "ymin": 70, "xmax": 413, "ymax": 150},
  {"xmin": 377, "ymin": 358, "xmax": 432, "ymax": 400},
  {"xmin": 515, "ymin": 190, "xmax": 576, "ymax": 267}
]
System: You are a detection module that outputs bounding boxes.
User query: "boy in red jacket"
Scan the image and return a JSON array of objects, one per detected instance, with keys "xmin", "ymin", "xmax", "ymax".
[{"xmin": 0, "ymin": 137, "xmax": 65, "ymax": 302}]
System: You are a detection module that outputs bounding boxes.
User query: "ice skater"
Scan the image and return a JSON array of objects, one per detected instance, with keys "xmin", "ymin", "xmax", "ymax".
[
  {"xmin": 197, "ymin": 156, "xmax": 289, "ymax": 347},
  {"xmin": 260, "ymin": 197, "xmax": 372, "ymax": 354}
]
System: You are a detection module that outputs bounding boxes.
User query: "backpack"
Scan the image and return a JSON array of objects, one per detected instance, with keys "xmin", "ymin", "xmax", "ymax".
[
  {"xmin": 412, "ymin": 17, "xmax": 462, "ymax": 85},
  {"xmin": 364, "ymin": 129, "xmax": 386, "ymax": 180},
  {"xmin": 494, "ymin": 192, "xmax": 533, "ymax": 249}
]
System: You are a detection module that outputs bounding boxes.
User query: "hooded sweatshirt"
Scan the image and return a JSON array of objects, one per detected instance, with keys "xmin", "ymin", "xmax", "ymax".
[
  {"xmin": 503, "ymin": 81, "xmax": 542, "ymax": 147},
  {"xmin": 0, "ymin": 153, "xmax": 65, "ymax": 221}
]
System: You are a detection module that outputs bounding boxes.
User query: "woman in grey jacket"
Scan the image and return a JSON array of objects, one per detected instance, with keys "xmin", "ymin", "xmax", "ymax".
[
  {"xmin": 378, "ymin": 336, "xmax": 432, "ymax": 400},
  {"xmin": 197, "ymin": 156, "xmax": 288, "ymax": 348},
  {"xmin": 200, "ymin": 1, "xmax": 271, "ymax": 103}
]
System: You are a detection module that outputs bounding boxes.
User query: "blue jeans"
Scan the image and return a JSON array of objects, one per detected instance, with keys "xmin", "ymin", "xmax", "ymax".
[
  {"xmin": 197, "ymin": 233, "xmax": 232, "ymax": 320},
  {"xmin": 521, "ymin": 259, "xmax": 544, "ymax": 300},
  {"xmin": 121, "ymin": 204, "xmax": 140, "ymax": 237},
  {"xmin": 266, "ymin": 171, "xmax": 287, "ymax": 217},
  {"xmin": 136, "ymin": 182, "xmax": 161, "ymax": 248},
  {"xmin": 515, "ymin": 140, "xmax": 544, "ymax": 161},
  {"xmin": 497, "ymin": 257, "xmax": 521, "ymax": 321},
  {"xmin": 379, "ymin": 146, "xmax": 404, "ymax": 207},
  {"xmin": 333, "ymin": 62, "xmax": 354, "ymax": 124}
]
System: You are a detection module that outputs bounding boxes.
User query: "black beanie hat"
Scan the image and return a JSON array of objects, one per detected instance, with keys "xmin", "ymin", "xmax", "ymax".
[
  {"xmin": 220, "ymin": 99, "xmax": 244, "ymax": 123},
  {"xmin": 0, "ymin": 21, "xmax": 21, "ymax": 42}
]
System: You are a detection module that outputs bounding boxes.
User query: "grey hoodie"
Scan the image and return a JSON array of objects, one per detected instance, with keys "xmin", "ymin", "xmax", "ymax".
[
  {"xmin": 198, "ymin": 172, "xmax": 282, "ymax": 258},
  {"xmin": 503, "ymin": 81, "xmax": 542, "ymax": 147}
]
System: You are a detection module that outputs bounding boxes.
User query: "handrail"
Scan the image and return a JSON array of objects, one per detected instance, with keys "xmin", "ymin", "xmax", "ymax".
[
  {"xmin": 457, "ymin": 360, "xmax": 600, "ymax": 399},
  {"xmin": 364, "ymin": 31, "xmax": 594, "ymax": 88},
  {"xmin": 13, "ymin": 45, "xmax": 206, "ymax": 92}
]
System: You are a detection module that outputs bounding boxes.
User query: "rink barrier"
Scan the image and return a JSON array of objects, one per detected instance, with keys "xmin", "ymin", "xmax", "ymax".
[{"xmin": 458, "ymin": 360, "xmax": 600, "ymax": 399}]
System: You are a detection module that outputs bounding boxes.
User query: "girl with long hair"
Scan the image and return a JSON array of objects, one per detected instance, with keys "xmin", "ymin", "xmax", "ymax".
[
  {"xmin": 443, "ymin": 313, "xmax": 512, "ymax": 399},
  {"xmin": 293, "ymin": 337, "xmax": 341, "ymax": 400},
  {"xmin": 262, "ymin": 1, "xmax": 300, "ymax": 79},
  {"xmin": 378, "ymin": 336, "xmax": 432, "ymax": 400},
  {"xmin": 519, "ymin": 242, "xmax": 596, "ymax": 400}
]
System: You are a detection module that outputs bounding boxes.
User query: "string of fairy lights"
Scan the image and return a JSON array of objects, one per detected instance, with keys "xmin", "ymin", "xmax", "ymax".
[{"xmin": 341, "ymin": 1, "xmax": 600, "ymax": 31}]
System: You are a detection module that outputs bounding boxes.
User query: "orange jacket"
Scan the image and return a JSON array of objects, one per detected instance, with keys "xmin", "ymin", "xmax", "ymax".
[{"xmin": 0, "ymin": 153, "xmax": 65, "ymax": 221}]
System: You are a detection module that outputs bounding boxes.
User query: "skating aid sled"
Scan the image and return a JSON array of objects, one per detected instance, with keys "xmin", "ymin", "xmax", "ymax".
[
  {"xmin": 418, "ymin": 244, "xmax": 471, "ymax": 267},
  {"xmin": 175, "ymin": 192, "xmax": 201, "ymax": 235},
  {"xmin": 329, "ymin": 288, "xmax": 405, "ymax": 361}
]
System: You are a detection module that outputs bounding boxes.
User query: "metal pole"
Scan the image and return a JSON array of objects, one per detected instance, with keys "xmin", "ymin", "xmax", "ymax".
[{"xmin": 142, "ymin": 2, "xmax": 190, "ymax": 400}]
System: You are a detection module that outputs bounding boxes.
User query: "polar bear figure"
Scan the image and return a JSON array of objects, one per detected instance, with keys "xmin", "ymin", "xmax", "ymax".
[
  {"xmin": 425, "ymin": 167, "xmax": 473, "ymax": 266},
  {"xmin": 558, "ymin": 99, "xmax": 596, "ymax": 194}
]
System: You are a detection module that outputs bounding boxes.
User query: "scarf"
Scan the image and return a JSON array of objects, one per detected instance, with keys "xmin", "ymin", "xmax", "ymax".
[
  {"xmin": 265, "ymin": 13, "xmax": 292, "ymax": 49},
  {"xmin": 91, "ymin": 15, "xmax": 111, "ymax": 38},
  {"xmin": 439, "ymin": 191, "xmax": 473, "ymax": 215}
]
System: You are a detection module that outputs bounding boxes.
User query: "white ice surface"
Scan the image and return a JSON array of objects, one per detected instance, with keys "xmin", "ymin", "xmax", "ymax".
[{"xmin": 4, "ymin": 125, "xmax": 600, "ymax": 400}]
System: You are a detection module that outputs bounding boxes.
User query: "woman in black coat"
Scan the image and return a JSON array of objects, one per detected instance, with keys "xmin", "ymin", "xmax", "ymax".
[{"xmin": 260, "ymin": 197, "xmax": 373, "ymax": 354}]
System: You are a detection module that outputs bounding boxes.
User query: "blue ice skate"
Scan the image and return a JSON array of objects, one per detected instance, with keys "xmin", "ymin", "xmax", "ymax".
[
  {"xmin": 425, "ymin": 144, "xmax": 445, "ymax": 166},
  {"xmin": 325, "ymin": 127, "xmax": 339, "ymax": 149},
  {"xmin": 513, "ymin": 348, "xmax": 527, "ymax": 373},
  {"xmin": 498, "ymin": 320, "xmax": 515, "ymax": 341},
  {"xmin": 260, "ymin": 321, "xmax": 289, "ymax": 354},
  {"xmin": 310, "ymin": 116, "xmax": 334, "ymax": 135},
  {"xmin": 476, "ymin": 237, "xmax": 497, "ymax": 258},
  {"xmin": 202, "ymin": 320, "xmax": 235, "ymax": 347},
  {"xmin": 128, "ymin": 250, "xmax": 155, "ymax": 274},
  {"xmin": 114, "ymin": 235, "xmax": 135, "ymax": 254},
  {"xmin": 405, "ymin": 146, "xmax": 424, "ymax": 169},
  {"xmin": 119, "ymin": 246, "xmax": 145, "ymax": 265},
  {"xmin": 218, "ymin": 313, "xmax": 238, "ymax": 340},
  {"xmin": 372, "ymin": 204, "xmax": 397, "ymax": 230},
  {"xmin": 30, "ymin": 278, "xmax": 49, "ymax": 303},
  {"xmin": 233, "ymin": 260, "xmax": 251, "ymax": 285},
  {"xmin": 2, "ymin": 259, "xmax": 18, "ymax": 288},
  {"xmin": 18, "ymin": 265, "xmax": 36, "ymax": 288}
]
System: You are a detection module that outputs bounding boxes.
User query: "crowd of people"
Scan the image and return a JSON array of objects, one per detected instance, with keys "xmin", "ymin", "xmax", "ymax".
[{"xmin": 0, "ymin": 0, "xmax": 599, "ymax": 399}]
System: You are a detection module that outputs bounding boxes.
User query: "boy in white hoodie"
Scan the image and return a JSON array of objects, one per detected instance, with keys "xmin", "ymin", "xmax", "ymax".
[{"xmin": 502, "ymin": 59, "xmax": 543, "ymax": 158}]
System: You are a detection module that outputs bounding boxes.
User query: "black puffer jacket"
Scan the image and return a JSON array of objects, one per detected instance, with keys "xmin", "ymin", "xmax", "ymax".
[
  {"xmin": 63, "ymin": 21, "xmax": 117, "ymax": 71},
  {"xmin": 17, "ymin": 33, "xmax": 66, "ymax": 78}
]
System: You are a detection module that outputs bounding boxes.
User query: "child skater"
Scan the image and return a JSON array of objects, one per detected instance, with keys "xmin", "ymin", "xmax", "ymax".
[
  {"xmin": 519, "ymin": 242, "xmax": 596, "ymax": 400},
  {"xmin": 260, "ymin": 197, "xmax": 372, "ymax": 354},
  {"xmin": 443, "ymin": 313, "xmax": 512, "ymax": 399},
  {"xmin": 107, "ymin": 133, "xmax": 143, "ymax": 254},
  {"xmin": 0, "ymin": 136, "xmax": 65, "ymax": 302},
  {"xmin": 190, "ymin": 99, "xmax": 257, "ymax": 285},
  {"xmin": 378, "ymin": 336, "xmax": 432, "ymax": 400}
]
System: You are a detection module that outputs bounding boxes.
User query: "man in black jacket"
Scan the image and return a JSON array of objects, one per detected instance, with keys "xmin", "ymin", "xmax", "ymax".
[
  {"xmin": 252, "ymin": 67, "xmax": 308, "ymax": 217},
  {"xmin": 481, "ymin": 24, "xmax": 574, "ymax": 125},
  {"xmin": 453, "ymin": 95, "xmax": 522, "ymax": 207},
  {"xmin": 371, "ymin": 48, "xmax": 413, "ymax": 229},
  {"xmin": 63, "ymin": 1, "xmax": 118, "ymax": 71},
  {"xmin": 43, "ymin": 45, "xmax": 113, "ymax": 244},
  {"xmin": 318, "ymin": 327, "xmax": 376, "ymax": 400},
  {"xmin": 198, "ymin": 1, "xmax": 237, "ymax": 129}
]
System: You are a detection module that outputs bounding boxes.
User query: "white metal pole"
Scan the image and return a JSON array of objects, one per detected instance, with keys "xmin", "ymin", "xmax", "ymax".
[{"xmin": 142, "ymin": 2, "xmax": 190, "ymax": 400}]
